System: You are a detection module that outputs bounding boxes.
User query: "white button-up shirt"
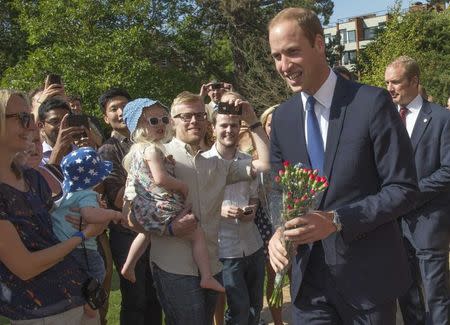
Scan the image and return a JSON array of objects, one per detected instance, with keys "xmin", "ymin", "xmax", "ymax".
[
  {"xmin": 204, "ymin": 144, "xmax": 262, "ymax": 259},
  {"xmin": 302, "ymin": 69, "xmax": 337, "ymax": 150},
  {"xmin": 397, "ymin": 94, "xmax": 423, "ymax": 138}
]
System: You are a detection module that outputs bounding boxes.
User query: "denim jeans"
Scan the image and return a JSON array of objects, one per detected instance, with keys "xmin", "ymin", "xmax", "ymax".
[
  {"xmin": 221, "ymin": 248, "xmax": 265, "ymax": 325},
  {"xmin": 152, "ymin": 262, "xmax": 221, "ymax": 325},
  {"xmin": 109, "ymin": 227, "xmax": 162, "ymax": 325},
  {"xmin": 70, "ymin": 248, "xmax": 106, "ymax": 283}
]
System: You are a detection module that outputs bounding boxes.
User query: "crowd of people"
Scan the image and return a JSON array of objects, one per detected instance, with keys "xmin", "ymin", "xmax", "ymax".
[{"xmin": 0, "ymin": 6, "xmax": 449, "ymax": 325}]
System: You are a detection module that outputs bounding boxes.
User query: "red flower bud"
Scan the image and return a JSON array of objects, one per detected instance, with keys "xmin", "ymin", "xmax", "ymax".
[
  {"xmin": 283, "ymin": 161, "xmax": 290, "ymax": 167},
  {"xmin": 309, "ymin": 174, "xmax": 315, "ymax": 180},
  {"xmin": 274, "ymin": 176, "xmax": 281, "ymax": 183},
  {"xmin": 279, "ymin": 170, "xmax": 285, "ymax": 176},
  {"xmin": 287, "ymin": 205, "xmax": 293, "ymax": 210},
  {"xmin": 287, "ymin": 192, "xmax": 292, "ymax": 198}
]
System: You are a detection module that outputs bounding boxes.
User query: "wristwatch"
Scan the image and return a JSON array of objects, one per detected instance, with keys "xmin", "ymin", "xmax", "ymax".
[
  {"xmin": 331, "ymin": 210, "xmax": 343, "ymax": 232},
  {"xmin": 249, "ymin": 121, "xmax": 262, "ymax": 131}
]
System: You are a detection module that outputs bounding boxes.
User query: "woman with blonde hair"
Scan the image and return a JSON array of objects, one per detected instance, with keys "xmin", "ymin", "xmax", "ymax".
[{"xmin": 0, "ymin": 89, "xmax": 106, "ymax": 324}]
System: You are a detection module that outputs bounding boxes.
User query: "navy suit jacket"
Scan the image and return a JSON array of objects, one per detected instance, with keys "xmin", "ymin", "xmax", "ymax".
[
  {"xmin": 402, "ymin": 100, "xmax": 450, "ymax": 250},
  {"xmin": 270, "ymin": 76, "xmax": 419, "ymax": 310}
]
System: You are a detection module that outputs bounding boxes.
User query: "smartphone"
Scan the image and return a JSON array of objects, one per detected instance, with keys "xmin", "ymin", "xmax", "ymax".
[
  {"xmin": 46, "ymin": 73, "xmax": 62, "ymax": 86},
  {"xmin": 217, "ymin": 102, "xmax": 242, "ymax": 115},
  {"xmin": 66, "ymin": 114, "xmax": 89, "ymax": 129},
  {"xmin": 210, "ymin": 82, "xmax": 223, "ymax": 90}
]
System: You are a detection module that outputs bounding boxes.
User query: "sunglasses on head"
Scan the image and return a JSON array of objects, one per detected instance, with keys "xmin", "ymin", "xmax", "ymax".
[
  {"xmin": 5, "ymin": 112, "xmax": 34, "ymax": 129},
  {"xmin": 147, "ymin": 116, "xmax": 170, "ymax": 126}
]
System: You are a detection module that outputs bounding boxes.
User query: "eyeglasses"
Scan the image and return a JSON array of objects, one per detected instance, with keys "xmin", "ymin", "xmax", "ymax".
[
  {"xmin": 173, "ymin": 112, "xmax": 207, "ymax": 122},
  {"xmin": 147, "ymin": 116, "xmax": 170, "ymax": 126},
  {"xmin": 5, "ymin": 112, "xmax": 35, "ymax": 129}
]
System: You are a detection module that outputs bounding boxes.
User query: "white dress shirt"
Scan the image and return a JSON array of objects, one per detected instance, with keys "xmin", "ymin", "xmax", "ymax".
[
  {"xmin": 302, "ymin": 69, "xmax": 337, "ymax": 150},
  {"xmin": 206, "ymin": 144, "xmax": 262, "ymax": 259},
  {"xmin": 397, "ymin": 94, "xmax": 423, "ymax": 138}
]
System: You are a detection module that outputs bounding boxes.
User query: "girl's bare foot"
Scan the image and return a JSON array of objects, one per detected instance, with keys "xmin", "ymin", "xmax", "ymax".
[{"xmin": 200, "ymin": 276, "xmax": 225, "ymax": 293}]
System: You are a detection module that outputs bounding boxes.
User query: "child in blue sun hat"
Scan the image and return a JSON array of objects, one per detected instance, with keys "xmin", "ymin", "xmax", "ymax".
[
  {"xmin": 120, "ymin": 98, "xmax": 224, "ymax": 292},
  {"xmin": 50, "ymin": 147, "xmax": 124, "ymax": 316}
]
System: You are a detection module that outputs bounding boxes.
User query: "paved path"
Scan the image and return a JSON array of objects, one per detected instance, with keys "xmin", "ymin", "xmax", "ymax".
[{"xmin": 260, "ymin": 286, "xmax": 405, "ymax": 324}]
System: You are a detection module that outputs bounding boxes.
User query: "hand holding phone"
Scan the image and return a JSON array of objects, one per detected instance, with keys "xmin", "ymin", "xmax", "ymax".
[
  {"xmin": 243, "ymin": 206, "xmax": 254, "ymax": 215},
  {"xmin": 217, "ymin": 102, "xmax": 242, "ymax": 115},
  {"xmin": 45, "ymin": 73, "xmax": 62, "ymax": 87}
]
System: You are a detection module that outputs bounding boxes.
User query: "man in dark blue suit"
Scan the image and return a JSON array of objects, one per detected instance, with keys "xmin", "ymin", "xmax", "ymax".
[
  {"xmin": 385, "ymin": 56, "xmax": 450, "ymax": 325},
  {"xmin": 267, "ymin": 8, "xmax": 419, "ymax": 324}
]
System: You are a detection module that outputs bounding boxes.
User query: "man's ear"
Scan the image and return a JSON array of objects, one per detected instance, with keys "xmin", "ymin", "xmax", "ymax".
[
  {"xmin": 103, "ymin": 115, "xmax": 110, "ymax": 125},
  {"xmin": 315, "ymin": 34, "xmax": 325, "ymax": 54}
]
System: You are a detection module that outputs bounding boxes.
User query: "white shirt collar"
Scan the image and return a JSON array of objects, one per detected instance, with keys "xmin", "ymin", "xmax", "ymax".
[
  {"xmin": 397, "ymin": 94, "xmax": 423, "ymax": 113},
  {"xmin": 42, "ymin": 140, "xmax": 53, "ymax": 153},
  {"xmin": 301, "ymin": 69, "xmax": 337, "ymax": 110}
]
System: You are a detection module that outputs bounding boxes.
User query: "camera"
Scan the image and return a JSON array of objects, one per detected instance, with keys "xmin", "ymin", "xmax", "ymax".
[
  {"xmin": 83, "ymin": 277, "xmax": 107, "ymax": 310},
  {"xmin": 217, "ymin": 102, "xmax": 242, "ymax": 115},
  {"xmin": 46, "ymin": 73, "xmax": 62, "ymax": 86},
  {"xmin": 243, "ymin": 207, "xmax": 254, "ymax": 215},
  {"xmin": 210, "ymin": 82, "xmax": 223, "ymax": 90}
]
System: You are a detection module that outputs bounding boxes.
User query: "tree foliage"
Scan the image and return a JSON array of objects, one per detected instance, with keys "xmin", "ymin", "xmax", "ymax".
[
  {"xmin": 357, "ymin": 4, "xmax": 450, "ymax": 106},
  {"xmin": 0, "ymin": 0, "xmax": 334, "ymax": 119}
]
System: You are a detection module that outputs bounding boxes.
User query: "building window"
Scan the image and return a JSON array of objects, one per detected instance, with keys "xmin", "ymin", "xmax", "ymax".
[
  {"xmin": 363, "ymin": 27, "xmax": 377, "ymax": 40},
  {"xmin": 342, "ymin": 50, "xmax": 357, "ymax": 65},
  {"xmin": 325, "ymin": 33, "xmax": 331, "ymax": 44},
  {"xmin": 340, "ymin": 29, "xmax": 347, "ymax": 44},
  {"xmin": 347, "ymin": 30, "xmax": 356, "ymax": 43}
]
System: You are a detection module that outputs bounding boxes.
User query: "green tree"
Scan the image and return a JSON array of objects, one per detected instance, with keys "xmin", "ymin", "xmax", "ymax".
[
  {"xmin": 357, "ymin": 4, "xmax": 450, "ymax": 105},
  {"xmin": 195, "ymin": 0, "xmax": 334, "ymax": 111},
  {"xmin": 0, "ymin": 1, "xmax": 28, "ymax": 78},
  {"xmin": 1, "ymin": 0, "xmax": 217, "ymax": 118}
]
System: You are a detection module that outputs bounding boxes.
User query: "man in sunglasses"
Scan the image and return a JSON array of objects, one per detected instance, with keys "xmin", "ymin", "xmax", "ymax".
[
  {"xmin": 37, "ymin": 97, "xmax": 88, "ymax": 166},
  {"xmin": 141, "ymin": 91, "xmax": 270, "ymax": 325}
]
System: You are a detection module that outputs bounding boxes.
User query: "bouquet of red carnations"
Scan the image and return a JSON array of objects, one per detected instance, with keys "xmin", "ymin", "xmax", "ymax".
[{"xmin": 269, "ymin": 161, "xmax": 328, "ymax": 307}]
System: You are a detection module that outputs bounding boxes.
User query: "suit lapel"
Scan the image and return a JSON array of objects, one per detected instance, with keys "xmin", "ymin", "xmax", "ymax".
[
  {"xmin": 410, "ymin": 101, "xmax": 432, "ymax": 152},
  {"xmin": 323, "ymin": 78, "xmax": 348, "ymax": 179},
  {"xmin": 291, "ymin": 93, "xmax": 310, "ymax": 166},
  {"xmin": 317, "ymin": 77, "xmax": 349, "ymax": 207}
]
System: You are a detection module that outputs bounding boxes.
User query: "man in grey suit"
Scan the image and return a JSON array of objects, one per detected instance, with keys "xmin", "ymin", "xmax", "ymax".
[
  {"xmin": 267, "ymin": 8, "xmax": 418, "ymax": 324},
  {"xmin": 385, "ymin": 56, "xmax": 450, "ymax": 325}
]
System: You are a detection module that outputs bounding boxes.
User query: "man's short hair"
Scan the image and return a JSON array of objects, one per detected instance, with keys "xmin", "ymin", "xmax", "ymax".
[
  {"xmin": 170, "ymin": 91, "xmax": 204, "ymax": 117},
  {"xmin": 387, "ymin": 56, "xmax": 420, "ymax": 82},
  {"xmin": 68, "ymin": 94, "xmax": 82, "ymax": 104},
  {"xmin": 268, "ymin": 7, "xmax": 324, "ymax": 47},
  {"xmin": 98, "ymin": 87, "xmax": 131, "ymax": 114},
  {"xmin": 38, "ymin": 97, "xmax": 71, "ymax": 122}
]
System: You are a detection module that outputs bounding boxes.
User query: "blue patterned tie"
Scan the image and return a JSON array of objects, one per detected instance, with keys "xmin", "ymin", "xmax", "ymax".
[{"xmin": 306, "ymin": 96, "xmax": 324, "ymax": 174}]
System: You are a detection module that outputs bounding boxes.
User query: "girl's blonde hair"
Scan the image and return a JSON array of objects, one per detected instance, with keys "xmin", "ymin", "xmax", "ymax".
[{"xmin": 123, "ymin": 105, "xmax": 173, "ymax": 172}]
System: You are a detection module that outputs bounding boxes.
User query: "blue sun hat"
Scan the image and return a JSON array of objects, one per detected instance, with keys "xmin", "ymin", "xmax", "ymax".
[
  {"xmin": 61, "ymin": 147, "xmax": 112, "ymax": 193},
  {"xmin": 123, "ymin": 98, "xmax": 167, "ymax": 135}
]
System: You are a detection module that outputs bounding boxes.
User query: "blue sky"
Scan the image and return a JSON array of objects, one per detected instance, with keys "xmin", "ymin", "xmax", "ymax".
[{"xmin": 329, "ymin": 0, "xmax": 412, "ymax": 24}]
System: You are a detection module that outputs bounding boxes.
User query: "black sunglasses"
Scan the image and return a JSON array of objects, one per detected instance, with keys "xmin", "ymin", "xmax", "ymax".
[
  {"xmin": 147, "ymin": 116, "xmax": 170, "ymax": 126},
  {"xmin": 5, "ymin": 112, "xmax": 34, "ymax": 129}
]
